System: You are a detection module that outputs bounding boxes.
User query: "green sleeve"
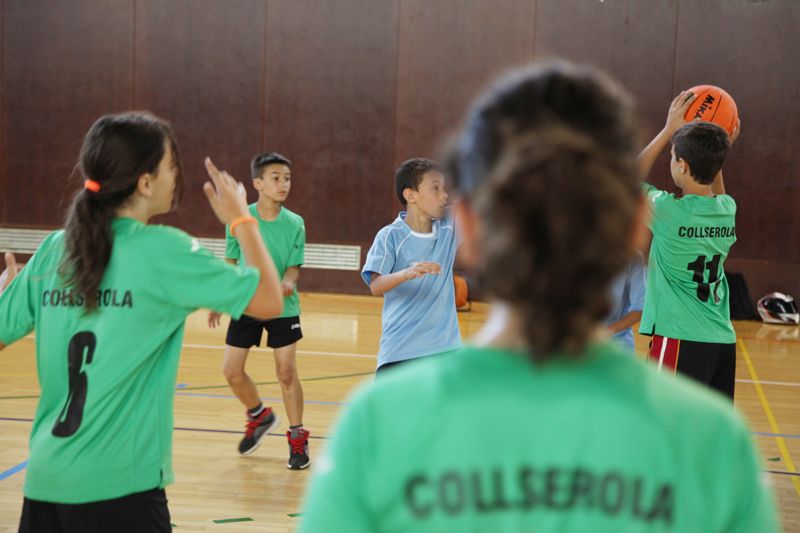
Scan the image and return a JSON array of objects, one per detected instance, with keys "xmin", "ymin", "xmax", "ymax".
[
  {"xmin": 721, "ymin": 428, "xmax": 780, "ymax": 532},
  {"xmin": 288, "ymin": 222, "xmax": 305, "ymax": 267},
  {"xmin": 301, "ymin": 386, "xmax": 375, "ymax": 532},
  {"xmin": 0, "ymin": 247, "xmax": 39, "ymax": 345},
  {"xmin": 641, "ymin": 182, "xmax": 677, "ymax": 235},
  {"xmin": 225, "ymin": 224, "xmax": 240, "ymax": 262},
  {"xmin": 154, "ymin": 228, "xmax": 259, "ymax": 319}
]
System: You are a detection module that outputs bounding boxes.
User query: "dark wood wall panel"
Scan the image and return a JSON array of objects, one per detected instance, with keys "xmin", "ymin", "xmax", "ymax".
[
  {"xmin": 535, "ymin": 0, "xmax": 679, "ymax": 189},
  {"xmin": 2, "ymin": 0, "xmax": 134, "ymax": 226},
  {"xmin": 395, "ymin": 0, "xmax": 535, "ymax": 164},
  {"xmin": 1, "ymin": 1, "xmax": 797, "ymax": 297},
  {"xmin": 264, "ymin": 0, "xmax": 399, "ymax": 245},
  {"xmin": 134, "ymin": 0, "xmax": 266, "ymax": 235},
  {"xmin": 263, "ymin": 0, "xmax": 400, "ymax": 293},
  {"xmin": 674, "ymin": 0, "xmax": 800, "ymax": 264}
]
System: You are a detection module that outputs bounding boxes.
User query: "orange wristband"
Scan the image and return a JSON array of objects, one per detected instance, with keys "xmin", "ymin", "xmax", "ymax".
[{"xmin": 229, "ymin": 216, "xmax": 257, "ymax": 234}]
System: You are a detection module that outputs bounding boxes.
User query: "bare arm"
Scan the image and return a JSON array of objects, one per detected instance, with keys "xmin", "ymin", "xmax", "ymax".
[
  {"xmin": 710, "ymin": 170, "xmax": 726, "ymax": 196},
  {"xmin": 638, "ymin": 91, "xmax": 697, "ymax": 180},
  {"xmin": 281, "ymin": 266, "xmax": 301, "ymax": 296},
  {"xmin": 711, "ymin": 120, "xmax": 740, "ymax": 196},
  {"xmin": 607, "ymin": 311, "xmax": 642, "ymax": 335},
  {"xmin": 368, "ymin": 262, "xmax": 441, "ymax": 297}
]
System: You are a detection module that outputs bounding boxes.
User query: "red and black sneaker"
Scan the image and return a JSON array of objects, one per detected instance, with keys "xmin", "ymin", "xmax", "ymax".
[
  {"xmin": 238, "ymin": 407, "xmax": 279, "ymax": 455},
  {"xmin": 286, "ymin": 428, "xmax": 310, "ymax": 470}
]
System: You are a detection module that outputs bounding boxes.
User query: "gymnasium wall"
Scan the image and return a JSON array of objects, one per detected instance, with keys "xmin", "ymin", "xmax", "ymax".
[{"xmin": 1, "ymin": 0, "xmax": 798, "ymax": 299}]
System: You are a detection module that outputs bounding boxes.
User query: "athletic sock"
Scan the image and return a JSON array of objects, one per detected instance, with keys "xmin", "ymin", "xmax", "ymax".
[{"xmin": 248, "ymin": 403, "xmax": 265, "ymax": 419}]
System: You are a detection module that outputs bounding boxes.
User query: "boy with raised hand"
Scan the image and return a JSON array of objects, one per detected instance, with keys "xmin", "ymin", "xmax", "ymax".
[
  {"xmin": 208, "ymin": 152, "xmax": 309, "ymax": 469},
  {"xmin": 362, "ymin": 158, "xmax": 462, "ymax": 375},
  {"xmin": 638, "ymin": 91, "xmax": 741, "ymax": 398}
]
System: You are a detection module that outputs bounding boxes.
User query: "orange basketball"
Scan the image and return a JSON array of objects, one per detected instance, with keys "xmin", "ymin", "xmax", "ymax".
[{"xmin": 683, "ymin": 85, "xmax": 739, "ymax": 135}]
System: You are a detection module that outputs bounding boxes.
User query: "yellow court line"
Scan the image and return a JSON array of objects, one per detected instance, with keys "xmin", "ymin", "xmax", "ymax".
[{"xmin": 739, "ymin": 337, "xmax": 800, "ymax": 499}]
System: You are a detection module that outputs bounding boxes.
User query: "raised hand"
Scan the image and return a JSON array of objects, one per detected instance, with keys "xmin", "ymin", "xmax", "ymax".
[
  {"xmin": 203, "ymin": 158, "xmax": 250, "ymax": 225},
  {"xmin": 665, "ymin": 90, "xmax": 697, "ymax": 134},
  {"xmin": 0, "ymin": 253, "xmax": 20, "ymax": 294}
]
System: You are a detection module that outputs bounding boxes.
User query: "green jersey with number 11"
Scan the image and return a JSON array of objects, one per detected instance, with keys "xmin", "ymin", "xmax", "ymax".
[
  {"xmin": 639, "ymin": 183, "xmax": 736, "ymax": 343},
  {"xmin": 0, "ymin": 218, "xmax": 260, "ymax": 504}
]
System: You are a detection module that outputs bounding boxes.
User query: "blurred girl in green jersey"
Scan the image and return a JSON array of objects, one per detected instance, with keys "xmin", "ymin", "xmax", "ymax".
[{"xmin": 301, "ymin": 63, "xmax": 778, "ymax": 532}]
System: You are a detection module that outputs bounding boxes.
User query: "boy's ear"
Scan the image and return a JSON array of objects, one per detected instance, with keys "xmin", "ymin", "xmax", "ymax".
[
  {"xmin": 676, "ymin": 157, "xmax": 690, "ymax": 176},
  {"xmin": 402, "ymin": 187, "xmax": 415, "ymax": 205}
]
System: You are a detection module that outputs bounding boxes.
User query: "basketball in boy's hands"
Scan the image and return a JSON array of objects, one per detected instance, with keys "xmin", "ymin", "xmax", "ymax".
[{"xmin": 683, "ymin": 85, "xmax": 739, "ymax": 135}]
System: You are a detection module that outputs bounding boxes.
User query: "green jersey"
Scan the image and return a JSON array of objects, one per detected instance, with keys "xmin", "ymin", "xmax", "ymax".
[
  {"xmin": 639, "ymin": 183, "xmax": 737, "ymax": 343},
  {"xmin": 0, "ymin": 218, "xmax": 260, "ymax": 503},
  {"xmin": 226, "ymin": 204, "xmax": 305, "ymax": 318},
  {"xmin": 302, "ymin": 344, "xmax": 777, "ymax": 532}
]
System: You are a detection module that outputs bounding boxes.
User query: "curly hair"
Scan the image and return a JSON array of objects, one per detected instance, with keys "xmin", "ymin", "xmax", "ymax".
[{"xmin": 448, "ymin": 62, "xmax": 641, "ymax": 360}]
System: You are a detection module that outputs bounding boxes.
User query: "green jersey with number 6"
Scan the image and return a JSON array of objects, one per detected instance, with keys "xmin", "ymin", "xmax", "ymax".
[
  {"xmin": 639, "ymin": 183, "xmax": 736, "ymax": 343},
  {"xmin": 0, "ymin": 218, "xmax": 260, "ymax": 504}
]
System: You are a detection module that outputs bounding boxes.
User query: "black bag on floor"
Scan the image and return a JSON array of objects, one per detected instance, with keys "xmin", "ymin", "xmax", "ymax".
[{"xmin": 726, "ymin": 271, "xmax": 758, "ymax": 320}]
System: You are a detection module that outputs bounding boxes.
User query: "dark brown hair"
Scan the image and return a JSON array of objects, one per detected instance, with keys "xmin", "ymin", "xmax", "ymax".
[
  {"xmin": 448, "ymin": 62, "xmax": 641, "ymax": 359},
  {"xmin": 395, "ymin": 158, "xmax": 443, "ymax": 206},
  {"xmin": 671, "ymin": 121, "xmax": 730, "ymax": 185},
  {"xmin": 61, "ymin": 112, "xmax": 182, "ymax": 311},
  {"xmin": 251, "ymin": 151, "xmax": 292, "ymax": 179}
]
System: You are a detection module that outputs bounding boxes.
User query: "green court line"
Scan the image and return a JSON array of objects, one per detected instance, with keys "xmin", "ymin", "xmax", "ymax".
[
  {"xmin": 213, "ymin": 517, "xmax": 254, "ymax": 524},
  {"xmin": 0, "ymin": 370, "xmax": 374, "ymax": 400},
  {"xmin": 287, "ymin": 513, "xmax": 303, "ymax": 518},
  {"xmin": 768, "ymin": 457, "xmax": 781, "ymax": 462}
]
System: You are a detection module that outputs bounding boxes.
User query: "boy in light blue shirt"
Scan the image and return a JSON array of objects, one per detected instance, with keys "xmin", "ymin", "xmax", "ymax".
[
  {"xmin": 362, "ymin": 158, "xmax": 462, "ymax": 373},
  {"xmin": 604, "ymin": 254, "xmax": 647, "ymax": 352}
]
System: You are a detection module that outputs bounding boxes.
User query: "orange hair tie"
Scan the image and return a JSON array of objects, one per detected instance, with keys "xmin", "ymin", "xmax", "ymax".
[
  {"xmin": 229, "ymin": 216, "xmax": 257, "ymax": 234},
  {"xmin": 84, "ymin": 179, "xmax": 101, "ymax": 193}
]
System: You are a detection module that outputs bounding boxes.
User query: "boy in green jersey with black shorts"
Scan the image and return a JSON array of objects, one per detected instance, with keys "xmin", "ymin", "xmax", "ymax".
[
  {"xmin": 208, "ymin": 152, "xmax": 310, "ymax": 469},
  {"xmin": 301, "ymin": 64, "xmax": 776, "ymax": 532},
  {"xmin": 638, "ymin": 91, "xmax": 742, "ymax": 399}
]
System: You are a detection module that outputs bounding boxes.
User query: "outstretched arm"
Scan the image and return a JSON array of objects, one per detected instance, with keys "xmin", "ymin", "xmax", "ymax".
[{"xmin": 638, "ymin": 91, "xmax": 697, "ymax": 181}]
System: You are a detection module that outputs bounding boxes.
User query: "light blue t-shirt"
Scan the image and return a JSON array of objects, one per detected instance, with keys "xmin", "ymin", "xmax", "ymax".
[
  {"xmin": 362, "ymin": 212, "xmax": 462, "ymax": 367},
  {"xmin": 604, "ymin": 257, "xmax": 647, "ymax": 352}
]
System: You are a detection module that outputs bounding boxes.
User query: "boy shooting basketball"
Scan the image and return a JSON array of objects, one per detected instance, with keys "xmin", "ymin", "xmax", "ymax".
[{"xmin": 638, "ymin": 91, "xmax": 741, "ymax": 399}]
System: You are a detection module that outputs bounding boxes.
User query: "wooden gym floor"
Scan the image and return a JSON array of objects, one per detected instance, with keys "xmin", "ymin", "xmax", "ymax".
[{"xmin": 0, "ymin": 293, "xmax": 798, "ymax": 531}]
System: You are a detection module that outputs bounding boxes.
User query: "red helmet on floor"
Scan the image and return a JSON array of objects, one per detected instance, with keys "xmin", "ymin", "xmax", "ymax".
[{"xmin": 757, "ymin": 292, "xmax": 800, "ymax": 325}]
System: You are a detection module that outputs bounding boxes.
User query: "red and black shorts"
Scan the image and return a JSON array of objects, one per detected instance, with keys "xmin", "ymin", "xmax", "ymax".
[
  {"xmin": 226, "ymin": 315, "xmax": 303, "ymax": 349},
  {"xmin": 648, "ymin": 335, "xmax": 736, "ymax": 400}
]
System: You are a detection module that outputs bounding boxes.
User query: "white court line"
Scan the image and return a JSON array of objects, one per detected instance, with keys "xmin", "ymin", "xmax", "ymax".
[
  {"xmin": 22, "ymin": 336, "xmax": 375, "ymax": 359},
  {"xmin": 21, "ymin": 335, "xmax": 800, "ymax": 380},
  {"xmin": 736, "ymin": 379, "xmax": 800, "ymax": 388},
  {"xmin": 182, "ymin": 342, "xmax": 375, "ymax": 359}
]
